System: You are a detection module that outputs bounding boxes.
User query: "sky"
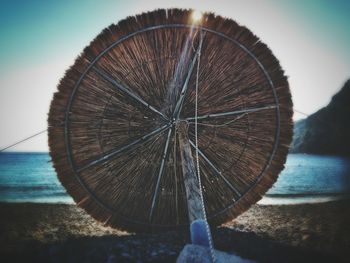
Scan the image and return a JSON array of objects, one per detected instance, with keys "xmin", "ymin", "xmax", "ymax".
[{"xmin": 0, "ymin": 0, "xmax": 349, "ymax": 152}]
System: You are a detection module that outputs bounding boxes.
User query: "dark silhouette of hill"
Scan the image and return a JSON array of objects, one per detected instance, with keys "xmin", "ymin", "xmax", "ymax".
[{"xmin": 290, "ymin": 79, "xmax": 350, "ymax": 156}]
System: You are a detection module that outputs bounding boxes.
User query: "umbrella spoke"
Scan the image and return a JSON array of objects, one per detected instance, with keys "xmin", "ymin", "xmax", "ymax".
[
  {"xmin": 92, "ymin": 66, "xmax": 168, "ymax": 121},
  {"xmin": 172, "ymin": 52, "xmax": 198, "ymax": 120},
  {"xmin": 77, "ymin": 124, "xmax": 170, "ymax": 173},
  {"xmin": 149, "ymin": 127, "xmax": 173, "ymax": 222},
  {"xmin": 185, "ymin": 105, "xmax": 277, "ymax": 121},
  {"xmin": 189, "ymin": 140, "xmax": 241, "ymax": 198}
]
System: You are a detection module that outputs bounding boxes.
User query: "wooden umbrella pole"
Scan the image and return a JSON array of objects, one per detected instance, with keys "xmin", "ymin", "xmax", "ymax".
[{"xmin": 177, "ymin": 121, "xmax": 211, "ymax": 247}]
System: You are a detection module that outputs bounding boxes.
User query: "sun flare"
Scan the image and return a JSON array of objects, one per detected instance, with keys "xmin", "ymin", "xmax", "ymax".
[{"xmin": 191, "ymin": 10, "xmax": 203, "ymax": 23}]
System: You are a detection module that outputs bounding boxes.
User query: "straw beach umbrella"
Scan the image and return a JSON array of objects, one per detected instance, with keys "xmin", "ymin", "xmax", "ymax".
[{"xmin": 48, "ymin": 9, "xmax": 293, "ymax": 232}]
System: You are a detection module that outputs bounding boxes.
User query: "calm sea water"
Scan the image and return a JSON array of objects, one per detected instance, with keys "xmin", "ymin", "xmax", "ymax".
[
  {"xmin": 0, "ymin": 152, "xmax": 72, "ymax": 203},
  {"xmin": 0, "ymin": 152, "xmax": 349, "ymax": 204}
]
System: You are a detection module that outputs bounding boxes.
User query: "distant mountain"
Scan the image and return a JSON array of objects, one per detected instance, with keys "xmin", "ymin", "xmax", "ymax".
[{"xmin": 290, "ymin": 79, "xmax": 350, "ymax": 156}]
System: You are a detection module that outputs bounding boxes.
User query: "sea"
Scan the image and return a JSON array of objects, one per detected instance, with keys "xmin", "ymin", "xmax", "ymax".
[{"xmin": 0, "ymin": 152, "xmax": 349, "ymax": 205}]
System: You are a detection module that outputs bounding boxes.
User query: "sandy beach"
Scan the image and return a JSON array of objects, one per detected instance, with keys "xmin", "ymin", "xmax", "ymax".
[{"xmin": 0, "ymin": 200, "xmax": 349, "ymax": 262}]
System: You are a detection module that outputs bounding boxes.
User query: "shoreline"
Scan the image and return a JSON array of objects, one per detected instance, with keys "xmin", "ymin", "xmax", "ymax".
[
  {"xmin": 259, "ymin": 193, "xmax": 350, "ymax": 205},
  {"xmin": 0, "ymin": 200, "xmax": 349, "ymax": 262},
  {"xmin": 2, "ymin": 193, "xmax": 350, "ymax": 206}
]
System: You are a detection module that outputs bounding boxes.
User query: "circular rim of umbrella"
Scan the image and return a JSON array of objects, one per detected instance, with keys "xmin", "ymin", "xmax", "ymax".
[{"xmin": 48, "ymin": 8, "xmax": 293, "ymax": 232}]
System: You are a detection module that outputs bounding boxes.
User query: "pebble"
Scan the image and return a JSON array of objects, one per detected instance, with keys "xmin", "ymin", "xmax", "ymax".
[
  {"xmin": 106, "ymin": 254, "xmax": 116, "ymax": 263},
  {"xmin": 121, "ymin": 252, "xmax": 131, "ymax": 258},
  {"xmin": 302, "ymin": 234, "xmax": 310, "ymax": 241}
]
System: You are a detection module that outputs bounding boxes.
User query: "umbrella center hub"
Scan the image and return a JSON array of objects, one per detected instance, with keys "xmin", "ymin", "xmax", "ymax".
[{"xmin": 175, "ymin": 120, "xmax": 189, "ymax": 132}]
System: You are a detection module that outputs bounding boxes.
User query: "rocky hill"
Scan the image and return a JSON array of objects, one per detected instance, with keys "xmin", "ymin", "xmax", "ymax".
[{"xmin": 290, "ymin": 79, "xmax": 350, "ymax": 156}]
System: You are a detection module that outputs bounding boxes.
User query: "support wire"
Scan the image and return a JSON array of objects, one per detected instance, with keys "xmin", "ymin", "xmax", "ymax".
[
  {"xmin": 193, "ymin": 28, "xmax": 217, "ymax": 263},
  {"xmin": 0, "ymin": 129, "xmax": 47, "ymax": 152}
]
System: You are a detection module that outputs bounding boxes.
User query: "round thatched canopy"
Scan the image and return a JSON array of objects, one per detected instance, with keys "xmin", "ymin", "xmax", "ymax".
[{"xmin": 48, "ymin": 9, "xmax": 293, "ymax": 232}]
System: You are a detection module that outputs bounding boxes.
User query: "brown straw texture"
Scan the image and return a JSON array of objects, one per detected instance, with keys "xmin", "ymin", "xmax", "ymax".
[{"xmin": 48, "ymin": 9, "xmax": 293, "ymax": 232}]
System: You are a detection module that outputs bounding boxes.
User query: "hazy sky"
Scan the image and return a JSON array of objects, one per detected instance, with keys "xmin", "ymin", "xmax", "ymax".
[{"xmin": 0, "ymin": 0, "xmax": 349, "ymax": 151}]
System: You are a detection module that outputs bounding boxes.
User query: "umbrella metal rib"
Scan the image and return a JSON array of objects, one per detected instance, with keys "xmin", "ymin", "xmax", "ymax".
[
  {"xmin": 92, "ymin": 66, "xmax": 168, "ymax": 121},
  {"xmin": 172, "ymin": 44, "xmax": 200, "ymax": 120},
  {"xmin": 149, "ymin": 127, "xmax": 173, "ymax": 222},
  {"xmin": 185, "ymin": 105, "xmax": 277, "ymax": 121},
  {"xmin": 76, "ymin": 124, "xmax": 170, "ymax": 173},
  {"xmin": 189, "ymin": 140, "xmax": 241, "ymax": 198}
]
